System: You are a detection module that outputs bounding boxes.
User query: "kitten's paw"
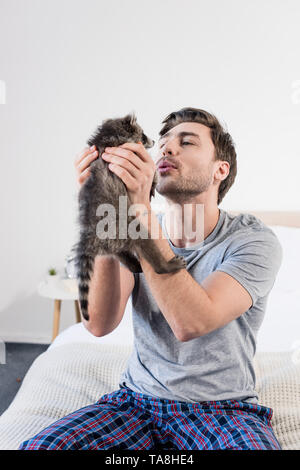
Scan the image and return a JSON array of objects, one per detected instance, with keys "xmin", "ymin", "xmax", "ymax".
[
  {"xmin": 153, "ymin": 255, "xmax": 187, "ymax": 274},
  {"xmin": 167, "ymin": 255, "xmax": 187, "ymax": 271}
]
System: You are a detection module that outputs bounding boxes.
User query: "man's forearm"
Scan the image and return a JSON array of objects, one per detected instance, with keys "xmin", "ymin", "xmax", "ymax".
[
  {"xmin": 82, "ymin": 255, "xmax": 121, "ymax": 336},
  {"xmin": 137, "ymin": 208, "xmax": 214, "ymax": 341}
]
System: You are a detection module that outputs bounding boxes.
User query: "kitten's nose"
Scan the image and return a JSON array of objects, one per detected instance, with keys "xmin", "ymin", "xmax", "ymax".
[{"xmin": 147, "ymin": 138, "xmax": 155, "ymax": 148}]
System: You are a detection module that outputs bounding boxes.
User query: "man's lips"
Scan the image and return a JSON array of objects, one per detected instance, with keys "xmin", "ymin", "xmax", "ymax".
[
  {"xmin": 158, "ymin": 166, "xmax": 176, "ymax": 173},
  {"xmin": 157, "ymin": 160, "xmax": 177, "ymax": 170}
]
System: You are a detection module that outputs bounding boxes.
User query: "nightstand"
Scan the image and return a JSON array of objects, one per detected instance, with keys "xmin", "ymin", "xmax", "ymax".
[{"xmin": 37, "ymin": 278, "xmax": 81, "ymax": 342}]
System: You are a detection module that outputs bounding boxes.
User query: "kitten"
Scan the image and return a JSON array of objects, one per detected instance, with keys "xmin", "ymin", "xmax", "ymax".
[{"xmin": 73, "ymin": 113, "xmax": 187, "ymax": 321}]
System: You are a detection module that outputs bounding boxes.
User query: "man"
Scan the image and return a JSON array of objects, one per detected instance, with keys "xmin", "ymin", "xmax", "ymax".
[{"xmin": 19, "ymin": 107, "xmax": 282, "ymax": 450}]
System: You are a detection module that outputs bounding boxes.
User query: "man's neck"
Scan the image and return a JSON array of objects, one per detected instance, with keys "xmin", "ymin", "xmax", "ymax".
[{"xmin": 163, "ymin": 201, "xmax": 220, "ymax": 249}]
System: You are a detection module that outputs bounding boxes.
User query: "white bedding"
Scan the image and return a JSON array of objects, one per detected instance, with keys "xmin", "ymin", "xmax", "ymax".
[
  {"xmin": 0, "ymin": 342, "xmax": 132, "ymax": 450},
  {"xmin": 0, "ymin": 337, "xmax": 299, "ymax": 450}
]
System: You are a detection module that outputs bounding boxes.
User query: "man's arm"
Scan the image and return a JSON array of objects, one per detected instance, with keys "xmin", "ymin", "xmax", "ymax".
[
  {"xmin": 137, "ymin": 208, "xmax": 252, "ymax": 342},
  {"xmin": 82, "ymin": 255, "xmax": 134, "ymax": 337}
]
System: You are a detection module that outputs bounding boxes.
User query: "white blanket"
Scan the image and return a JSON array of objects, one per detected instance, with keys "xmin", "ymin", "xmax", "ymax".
[{"xmin": 0, "ymin": 342, "xmax": 299, "ymax": 450}]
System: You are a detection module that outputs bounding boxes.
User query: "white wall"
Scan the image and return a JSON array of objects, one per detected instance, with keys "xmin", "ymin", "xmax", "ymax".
[{"xmin": 0, "ymin": 0, "xmax": 299, "ymax": 344}]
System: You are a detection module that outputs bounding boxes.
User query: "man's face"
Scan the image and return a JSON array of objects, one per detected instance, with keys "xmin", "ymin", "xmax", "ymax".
[{"xmin": 155, "ymin": 122, "xmax": 218, "ymax": 202}]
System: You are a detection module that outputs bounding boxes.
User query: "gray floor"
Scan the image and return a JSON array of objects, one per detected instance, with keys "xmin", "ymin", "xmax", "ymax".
[{"xmin": 0, "ymin": 342, "xmax": 49, "ymax": 416}]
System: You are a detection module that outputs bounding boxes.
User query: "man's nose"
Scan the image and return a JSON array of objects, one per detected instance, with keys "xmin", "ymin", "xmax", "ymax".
[
  {"xmin": 162, "ymin": 137, "xmax": 178, "ymax": 155},
  {"xmin": 163, "ymin": 144, "xmax": 174, "ymax": 156}
]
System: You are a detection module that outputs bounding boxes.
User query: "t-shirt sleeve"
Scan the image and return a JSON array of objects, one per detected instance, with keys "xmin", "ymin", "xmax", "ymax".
[{"xmin": 215, "ymin": 227, "xmax": 283, "ymax": 308}]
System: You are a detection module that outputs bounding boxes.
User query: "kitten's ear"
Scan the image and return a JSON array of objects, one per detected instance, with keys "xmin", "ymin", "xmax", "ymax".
[
  {"xmin": 130, "ymin": 114, "xmax": 137, "ymax": 125},
  {"xmin": 126, "ymin": 111, "xmax": 137, "ymax": 125}
]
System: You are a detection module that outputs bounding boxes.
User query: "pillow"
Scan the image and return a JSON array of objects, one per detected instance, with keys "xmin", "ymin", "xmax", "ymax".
[
  {"xmin": 49, "ymin": 300, "xmax": 134, "ymax": 350},
  {"xmin": 268, "ymin": 226, "xmax": 300, "ymax": 293},
  {"xmin": 256, "ymin": 226, "xmax": 300, "ymax": 352}
]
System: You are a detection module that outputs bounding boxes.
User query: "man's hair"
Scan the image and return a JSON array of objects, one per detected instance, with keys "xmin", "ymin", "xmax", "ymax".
[{"xmin": 159, "ymin": 107, "xmax": 237, "ymax": 205}]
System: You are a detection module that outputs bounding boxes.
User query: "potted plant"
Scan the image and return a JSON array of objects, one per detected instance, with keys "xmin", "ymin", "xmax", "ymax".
[{"xmin": 47, "ymin": 267, "xmax": 59, "ymax": 286}]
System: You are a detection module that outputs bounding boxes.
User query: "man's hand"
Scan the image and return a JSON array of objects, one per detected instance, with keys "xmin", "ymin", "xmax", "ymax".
[
  {"xmin": 101, "ymin": 142, "xmax": 156, "ymax": 207},
  {"xmin": 74, "ymin": 145, "xmax": 99, "ymax": 187}
]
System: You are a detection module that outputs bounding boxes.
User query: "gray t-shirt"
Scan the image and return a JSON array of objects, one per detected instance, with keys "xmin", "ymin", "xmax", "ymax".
[{"xmin": 119, "ymin": 208, "xmax": 283, "ymax": 404}]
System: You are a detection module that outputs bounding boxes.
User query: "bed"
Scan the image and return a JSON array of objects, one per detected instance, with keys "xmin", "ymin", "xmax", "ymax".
[{"xmin": 0, "ymin": 210, "xmax": 299, "ymax": 450}]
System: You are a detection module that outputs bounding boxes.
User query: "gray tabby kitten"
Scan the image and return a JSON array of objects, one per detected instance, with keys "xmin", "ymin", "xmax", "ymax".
[{"xmin": 73, "ymin": 113, "xmax": 187, "ymax": 321}]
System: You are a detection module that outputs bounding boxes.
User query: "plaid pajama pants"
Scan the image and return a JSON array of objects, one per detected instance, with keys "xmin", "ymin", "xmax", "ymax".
[{"xmin": 19, "ymin": 386, "xmax": 281, "ymax": 450}]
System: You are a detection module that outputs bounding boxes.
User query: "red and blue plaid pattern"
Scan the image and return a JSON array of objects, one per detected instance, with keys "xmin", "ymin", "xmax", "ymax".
[{"xmin": 19, "ymin": 386, "xmax": 281, "ymax": 450}]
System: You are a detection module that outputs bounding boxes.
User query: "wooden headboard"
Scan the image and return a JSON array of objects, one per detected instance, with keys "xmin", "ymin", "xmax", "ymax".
[{"xmin": 227, "ymin": 211, "xmax": 300, "ymax": 228}]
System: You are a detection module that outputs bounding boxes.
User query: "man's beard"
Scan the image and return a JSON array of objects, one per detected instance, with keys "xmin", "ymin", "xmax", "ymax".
[{"xmin": 155, "ymin": 165, "xmax": 214, "ymax": 203}]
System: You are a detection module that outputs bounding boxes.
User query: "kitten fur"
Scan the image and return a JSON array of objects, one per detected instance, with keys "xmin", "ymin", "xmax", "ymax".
[{"xmin": 72, "ymin": 112, "xmax": 187, "ymax": 321}]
